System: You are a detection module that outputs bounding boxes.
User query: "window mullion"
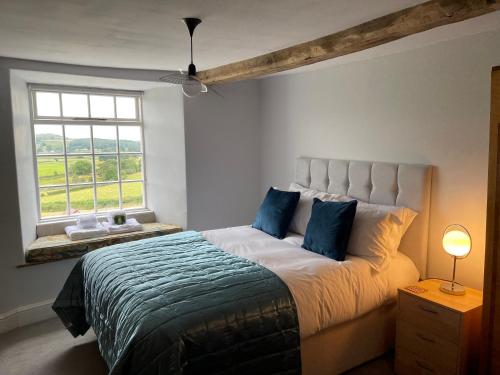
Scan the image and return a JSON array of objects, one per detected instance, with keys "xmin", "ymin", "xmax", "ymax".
[
  {"xmin": 136, "ymin": 96, "xmax": 141, "ymax": 122},
  {"xmin": 90, "ymin": 125, "xmax": 98, "ymax": 213},
  {"xmin": 61, "ymin": 124, "xmax": 70, "ymax": 216},
  {"xmin": 113, "ymin": 95, "xmax": 117, "ymax": 119},
  {"xmin": 139, "ymin": 104, "xmax": 146, "ymax": 209},
  {"xmin": 116, "ymin": 125, "xmax": 123, "ymax": 210}
]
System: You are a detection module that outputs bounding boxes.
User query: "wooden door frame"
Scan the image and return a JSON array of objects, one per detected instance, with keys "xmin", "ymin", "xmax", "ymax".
[{"xmin": 482, "ymin": 66, "xmax": 500, "ymax": 373}]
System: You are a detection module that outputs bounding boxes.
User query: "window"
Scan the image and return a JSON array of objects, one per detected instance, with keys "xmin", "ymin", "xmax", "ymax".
[{"xmin": 29, "ymin": 85, "xmax": 145, "ymax": 220}]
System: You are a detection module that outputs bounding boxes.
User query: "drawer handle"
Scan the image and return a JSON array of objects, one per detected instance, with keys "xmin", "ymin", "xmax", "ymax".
[
  {"xmin": 417, "ymin": 332, "xmax": 436, "ymax": 344},
  {"xmin": 419, "ymin": 305, "xmax": 439, "ymax": 315},
  {"xmin": 416, "ymin": 359, "xmax": 435, "ymax": 373}
]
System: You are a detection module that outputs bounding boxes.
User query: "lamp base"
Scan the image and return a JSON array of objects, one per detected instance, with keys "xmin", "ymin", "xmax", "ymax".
[{"xmin": 440, "ymin": 281, "xmax": 466, "ymax": 296}]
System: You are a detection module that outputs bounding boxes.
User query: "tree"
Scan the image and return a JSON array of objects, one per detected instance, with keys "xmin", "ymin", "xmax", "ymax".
[
  {"xmin": 120, "ymin": 157, "xmax": 140, "ymax": 174},
  {"xmin": 73, "ymin": 160, "xmax": 92, "ymax": 176},
  {"xmin": 98, "ymin": 159, "xmax": 118, "ymax": 181}
]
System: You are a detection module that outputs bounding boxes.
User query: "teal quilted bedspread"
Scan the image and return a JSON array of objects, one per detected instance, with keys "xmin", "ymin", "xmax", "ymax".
[{"xmin": 53, "ymin": 231, "xmax": 301, "ymax": 374}]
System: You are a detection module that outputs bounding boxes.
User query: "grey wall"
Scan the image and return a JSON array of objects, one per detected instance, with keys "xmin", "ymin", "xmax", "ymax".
[
  {"xmin": 184, "ymin": 80, "xmax": 262, "ymax": 230},
  {"xmin": 0, "ymin": 58, "xmax": 187, "ymax": 314},
  {"xmin": 259, "ymin": 29, "xmax": 500, "ymax": 290}
]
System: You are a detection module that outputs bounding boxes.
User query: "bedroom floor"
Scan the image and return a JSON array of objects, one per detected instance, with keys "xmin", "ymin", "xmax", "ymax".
[{"xmin": 0, "ymin": 319, "xmax": 394, "ymax": 375}]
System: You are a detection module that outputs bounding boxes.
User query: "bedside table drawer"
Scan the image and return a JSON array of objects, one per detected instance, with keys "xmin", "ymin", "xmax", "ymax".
[
  {"xmin": 396, "ymin": 347, "xmax": 455, "ymax": 375},
  {"xmin": 399, "ymin": 293, "xmax": 461, "ymax": 342},
  {"xmin": 396, "ymin": 320, "xmax": 458, "ymax": 373}
]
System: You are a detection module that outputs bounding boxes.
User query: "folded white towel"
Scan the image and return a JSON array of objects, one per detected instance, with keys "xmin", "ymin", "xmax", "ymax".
[
  {"xmin": 77, "ymin": 214, "xmax": 98, "ymax": 229},
  {"xmin": 102, "ymin": 218, "xmax": 143, "ymax": 234},
  {"xmin": 65, "ymin": 223, "xmax": 108, "ymax": 241}
]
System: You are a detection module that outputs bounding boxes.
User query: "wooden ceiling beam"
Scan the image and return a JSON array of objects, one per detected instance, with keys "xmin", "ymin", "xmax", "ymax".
[{"xmin": 197, "ymin": 0, "xmax": 499, "ymax": 85}]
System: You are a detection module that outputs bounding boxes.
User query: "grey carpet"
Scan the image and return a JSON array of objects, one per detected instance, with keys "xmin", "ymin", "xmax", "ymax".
[
  {"xmin": 0, "ymin": 318, "xmax": 393, "ymax": 375},
  {"xmin": 0, "ymin": 318, "xmax": 107, "ymax": 375}
]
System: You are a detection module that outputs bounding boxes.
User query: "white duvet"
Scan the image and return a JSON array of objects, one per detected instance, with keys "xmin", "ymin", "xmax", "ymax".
[{"xmin": 202, "ymin": 225, "xmax": 419, "ymax": 339}]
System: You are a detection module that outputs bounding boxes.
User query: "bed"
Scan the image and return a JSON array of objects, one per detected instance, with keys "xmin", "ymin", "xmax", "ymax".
[{"xmin": 53, "ymin": 157, "xmax": 432, "ymax": 375}]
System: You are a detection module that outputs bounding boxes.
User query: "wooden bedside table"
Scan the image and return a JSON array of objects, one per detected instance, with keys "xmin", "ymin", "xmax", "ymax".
[{"xmin": 395, "ymin": 279, "xmax": 482, "ymax": 374}]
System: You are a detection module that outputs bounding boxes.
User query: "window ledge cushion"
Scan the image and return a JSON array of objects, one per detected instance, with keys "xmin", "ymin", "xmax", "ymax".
[{"xmin": 22, "ymin": 222, "xmax": 182, "ymax": 266}]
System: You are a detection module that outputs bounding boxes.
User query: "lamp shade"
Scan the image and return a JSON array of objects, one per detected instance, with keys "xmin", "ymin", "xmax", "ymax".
[
  {"xmin": 182, "ymin": 80, "xmax": 207, "ymax": 98},
  {"xmin": 442, "ymin": 224, "xmax": 471, "ymax": 258}
]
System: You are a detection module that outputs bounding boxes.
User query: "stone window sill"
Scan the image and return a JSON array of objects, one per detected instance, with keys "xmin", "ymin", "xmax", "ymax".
[{"xmin": 20, "ymin": 223, "xmax": 182, "ymax": 267}]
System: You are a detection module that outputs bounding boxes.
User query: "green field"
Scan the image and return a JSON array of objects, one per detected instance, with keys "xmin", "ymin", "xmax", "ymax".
[
  {"xmin": 37, "ymin": 155, "xmax": 142, "ymax": 186},
  {"xmin": 38, "ymin": 155, "xmax": 143, "ymax": 217},
  {"xmin": 40, "ymin": 182, "xmax": 143, "ymax": 217}
]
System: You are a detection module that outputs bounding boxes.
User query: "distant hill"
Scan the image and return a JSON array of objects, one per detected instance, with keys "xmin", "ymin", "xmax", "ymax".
[{"xmin": 36, "ymin": 133, "xmax": 140, "ymax": 153}]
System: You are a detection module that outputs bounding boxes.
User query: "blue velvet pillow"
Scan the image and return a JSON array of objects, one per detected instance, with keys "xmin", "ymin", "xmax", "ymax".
[
  {"xmin": 302, "ymin": 198, "xmax": 358, "ymax": 261},
  {"xmin": 252, "ymin": 187, "xmax": 300, "ymax": 239}
]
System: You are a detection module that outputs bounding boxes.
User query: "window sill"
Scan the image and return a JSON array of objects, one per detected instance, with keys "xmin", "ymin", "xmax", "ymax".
[
  {"xmin": 20, "ymin": 222, "xmax": 182, "ymax": 267},
  {"xmin": 36, "ymin": 209, "xmax": 156, "ymax": 237}
]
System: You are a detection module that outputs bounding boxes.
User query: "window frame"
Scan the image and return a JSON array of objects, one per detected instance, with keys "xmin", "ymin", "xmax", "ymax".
[{"xmin": 28, "ymin": 84, "xmax": 147, "ymax": 222}]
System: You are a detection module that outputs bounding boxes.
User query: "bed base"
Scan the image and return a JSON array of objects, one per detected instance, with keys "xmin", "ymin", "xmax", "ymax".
[{"xmin": 301, "ymin": 303, "xmax": 397, "ymax": 375}]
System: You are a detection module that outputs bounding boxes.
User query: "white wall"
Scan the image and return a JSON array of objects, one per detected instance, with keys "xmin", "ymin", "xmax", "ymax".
[
  {"xmin": 10, "ymin": 72, "xmax": 38, "ymax": 252},
  {"xmin": 184, "ymin": 80, "xmax": 262, "ymax": 230},
  {"xmin": 259, "ymin": 29, "xmax": 500, "ymax": 290},
  {"xmin": 143, "ymin": 87, "xmax": 187, "ymax": 228}
]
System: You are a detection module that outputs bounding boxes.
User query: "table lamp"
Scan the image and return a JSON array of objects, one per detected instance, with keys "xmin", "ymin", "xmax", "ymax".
[{"xmin": 440, "ymin": 224, "xmax": 471, "ymax": 296}]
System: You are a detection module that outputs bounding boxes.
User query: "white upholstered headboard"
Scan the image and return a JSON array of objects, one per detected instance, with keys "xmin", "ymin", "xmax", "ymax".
[{"xmin": 295, "ymin": 157, "xmax": 432, "ymax": 277}]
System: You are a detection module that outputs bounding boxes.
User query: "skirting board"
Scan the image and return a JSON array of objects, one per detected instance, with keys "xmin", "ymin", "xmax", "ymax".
[{"xmin": 0, "ymin": 299, "xmax": 55, "ymax": 334}]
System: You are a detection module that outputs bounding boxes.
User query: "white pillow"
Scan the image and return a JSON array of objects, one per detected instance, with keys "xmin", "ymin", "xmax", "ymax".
[
  {"xmin": 288, "ymin": 183, "xmax": 319, "ymax": 235},
  {"xmin": 337, "ymin": 197, "xmax": 418, "ymax": 257},
  {"xmin": 288, "ymin": 183, "xmax": 342, "ymax": 235},
  {"xmin": 288, "ymin": 182, "xmax": 318, "ymax": 195},
  {"xmin": 363, "ymin": 201, "xmax": 417, "ymax": 256},
  {"xmin": 346, "ymin": 206, "xmax": 403, "ymax": 271},
  {"xmin": 335, "ymin": 196, "xmax": 418, "ymax": 271}
]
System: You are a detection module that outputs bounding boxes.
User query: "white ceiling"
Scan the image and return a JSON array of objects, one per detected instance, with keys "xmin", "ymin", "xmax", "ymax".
[
  {"xmin": 0, "ymin": 0, "xmax": 499, "ymax": 74},
  {"xmin": 0, "ymin": 0, "xmax": 428, "ymax": 70}
]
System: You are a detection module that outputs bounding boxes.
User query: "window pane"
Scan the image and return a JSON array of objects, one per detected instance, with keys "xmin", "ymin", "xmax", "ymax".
[
  {"xmin": 95, "ymin": 155, "xmax": 118, "ymax": 182},
  {"xmin": 96, "ymin": 183, "xmax": 119, "ymax": 211},
  {"xmin": 93, "ymin": 125, "xmax": 117, "ymax": 153},
  {"xmin": 119, "ymin": 126, "xmax": 141, "ymax": 152},
  {"xmin": 62, "ymin": 93, "xmax": 88, "ymax": 117},
  {"xmin": 37, "ymin": 156, "xmax": 66, "ymax": 186},
  {"xmin": 90, "ymin": 95, "xmax": 114, "ymax": 118},
  {"xmin": 122, "ymin": 182, "xmax": 143, "ymax": 209},
  {"xmin": 120, "ymin": 155, "xmax": 142, "ymax": 180},
  {"xmin": 69, "ymin": 185, "xmax": 95, "ymax": 214},
  {"xmin": 65, "ymin": 125, "xmax": 91, "ymax": 153},
  {"xmin": 35, "ymin": 125, "xmax": 63, "ymax": 154},
  {"xmin": 40, "ymin": 187, "xmax": 67, "ymax": 218},
  {"xmin": 35, "ymin": 92, "xmax": 60, "ymax": 117},
  {"xmin": 67, "ymin": 156, "xmax": 93, "ymax": 184},
  {"xmin": 116, "ymin": 96, "xmax": 137, "ymax": 119}
]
